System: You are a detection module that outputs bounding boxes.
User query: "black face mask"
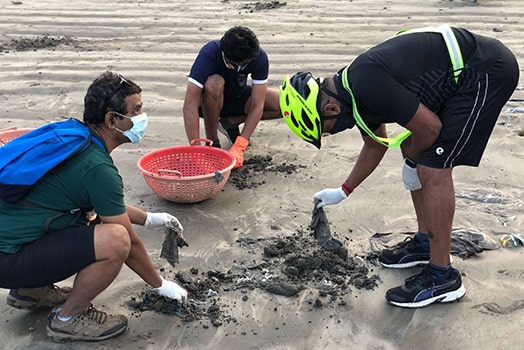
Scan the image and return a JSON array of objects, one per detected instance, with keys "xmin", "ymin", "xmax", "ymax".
[
  {"xmin": 329, "ymin": 107, "xmax": 354, "ymax": 134},
  {"xmin": 321, "ymin": 76, "xmax": 355, "ymax": 135}
]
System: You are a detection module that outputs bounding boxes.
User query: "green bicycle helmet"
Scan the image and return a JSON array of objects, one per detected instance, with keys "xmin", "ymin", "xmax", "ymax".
[{"xmin": 279, "ymin": 72, "xmax": 322, "ymax": 149}]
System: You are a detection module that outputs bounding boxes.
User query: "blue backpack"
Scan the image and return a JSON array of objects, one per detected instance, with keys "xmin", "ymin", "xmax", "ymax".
[{"xmin": 0, "ymin": 118, "xmax": 104, "ymax": 203}]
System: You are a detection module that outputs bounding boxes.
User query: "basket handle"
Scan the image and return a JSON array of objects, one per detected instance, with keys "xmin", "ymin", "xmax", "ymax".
[
  {"xmin": 0, "ymin": 127, "xmax": 18, "ymax": 133},
  {"xmin": 0, "ymin": 127, "xmax": 19, "ymax": 146},
  {"xmin": 190, "ymin": 138, "xmax": 215, "ymax": 147},
  {"xmin": 157, "ymin": 169, "xmax": 182, "ymax": 177},
  {"xmin": 214, "ymin": 171, "xmax": 224, "ymax": 183}
]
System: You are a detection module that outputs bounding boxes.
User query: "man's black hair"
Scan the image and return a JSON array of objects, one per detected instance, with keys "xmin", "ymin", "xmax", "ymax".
[
  {"xmin": 83, "ymin": 71, "xmax": 141, "ymax": 125},
  {"xmin": 220, "ymin": 26, "xmax": 259, "ymax": 63}
]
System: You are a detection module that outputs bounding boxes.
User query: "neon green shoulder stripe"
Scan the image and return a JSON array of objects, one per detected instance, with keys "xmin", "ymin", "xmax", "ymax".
[
  {"xmin": 340, "ymin": 25, "xmax": 463, "ymax": 148},
  {"xmin": 397, "ymin": 25, "xmax": 464, "ymax": 83},
  {"xmin": 340, "ymin": 66, "xmax": 411, "ymax": 148}
]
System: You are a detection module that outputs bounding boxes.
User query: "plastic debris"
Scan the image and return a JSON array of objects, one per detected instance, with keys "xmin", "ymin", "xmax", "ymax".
[
  {"xmin": 500, "ymin": 233, "xmax": 524, "ymax": 248},
  {"xmin": 506, "ymin": 107, "xmax": 524, "ymax": 113},
  {"xmin": 203, "ymin": 289, "xmax": 218, "ymax": 298}
]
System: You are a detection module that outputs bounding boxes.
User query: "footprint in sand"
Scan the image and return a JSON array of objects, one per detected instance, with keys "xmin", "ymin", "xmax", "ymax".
[
  {"xmin": 473, "ymin": 300, "xmax": 524, "ymax": 315},
  {"xmin": 497, "ymin": 269, "xmax": 524, "ymax": 280}
]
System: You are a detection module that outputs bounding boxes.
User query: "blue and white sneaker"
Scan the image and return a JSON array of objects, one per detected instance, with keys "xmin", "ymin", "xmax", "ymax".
[
  {"xmin": 385, "ymin": 266, "xmax": 466, "ymax": 308},
  {"xmin": 379, "ymin": 237, "xmax": 430, "ymax": 268},
  {"xmin": 379, "ymin": 236, "xmax": 454, "ymax": 269}
]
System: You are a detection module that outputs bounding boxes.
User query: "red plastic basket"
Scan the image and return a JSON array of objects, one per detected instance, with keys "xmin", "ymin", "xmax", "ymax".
[
  {"xmin": 0, "ymin": 127, "xmax": 34, "ymax": 146},
  {"xmin": 137, "ymin": 139, "xmax": 236, "ymax": 203}
]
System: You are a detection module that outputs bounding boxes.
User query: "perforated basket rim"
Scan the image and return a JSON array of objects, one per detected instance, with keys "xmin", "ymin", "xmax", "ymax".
[
  {"xmin": 136, "ymin": 144, "xmax": 236, "ymax": 181},
  {"xmin": 0, "ymin": 127, "xmax": 35, "ymax": 145}
]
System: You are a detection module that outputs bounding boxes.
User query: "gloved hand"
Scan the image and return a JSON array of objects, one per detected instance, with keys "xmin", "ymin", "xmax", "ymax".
[
  {"xmin": 229, "ymin": 136, "xmax": 249, "ymax": 169},
  {"xmin": 313, "ymin": 187, "xmax": 348, "ymax": 209},
  {"xmin": 153, "ymin": 277, "xmax": 188, "ymax": 302},
  {"xmin": 402, "ymin": 157, "xmax": 422, "ymax": 190},
  {"xmin": 145, "ymin": 212, "xmax": 183, "ymax": 232}
]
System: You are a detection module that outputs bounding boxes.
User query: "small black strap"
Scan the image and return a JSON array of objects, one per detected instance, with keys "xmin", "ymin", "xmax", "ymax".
[
  {"xmin": 43, "ymin": 207, "xmax": 85, "ymax": 234},
  {"xmin": 16, "ymin": 200, "xmax": 91, "ymax": 234}
]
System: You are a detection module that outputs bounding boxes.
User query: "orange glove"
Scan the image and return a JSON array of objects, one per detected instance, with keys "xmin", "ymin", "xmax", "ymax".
[{"xmin": 229, "ymin": 136, "xmax": 249, "ymax": 169}]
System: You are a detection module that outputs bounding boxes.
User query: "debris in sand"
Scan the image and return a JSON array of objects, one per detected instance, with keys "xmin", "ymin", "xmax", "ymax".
[{"xmin": 160, "ymin": 220, "xmax": 189, "ymax": 267}]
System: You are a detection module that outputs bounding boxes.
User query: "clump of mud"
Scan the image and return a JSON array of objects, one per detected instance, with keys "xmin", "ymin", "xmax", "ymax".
[
  {"xmin": 128, "ymin": 231, "xmax": 381, "ymax": 328},
  {"xmin": 129, "ymin": 155, "xmax": 379, "ymax": 327},
  {"xmin": 228, "ymin": 155, "xmax": 305, "ymax": 190},
  {"xmin": 240, "ymin": 1, "xmax": 287, "ymax": 12},
  {"xmin": 0, "ymin": 34, "xmax": 81, "ymax": 52}
]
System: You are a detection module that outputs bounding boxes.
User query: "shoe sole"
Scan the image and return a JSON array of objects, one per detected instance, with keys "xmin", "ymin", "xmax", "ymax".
[
  {"xmin": 47, "ymin": 324, "xmax": 127, "ymax": 343},
  {"xmin": 6, "ymin": 286, "xmax": 72, "ymax": 310},
  {"xmin": 380, "ymin": 260, "xmax": 429, "ymax": 269},
  {"xmin": 7, "ymin": 295, "xmax": 70, "ymax": 310},
  {"xmin": 6, "ymin": 296, "xmax": 38, "ymax": 310},
  {"xmin": 380, "ymin": 255, "xmax": 453, "ymax": 269},
  {"xmin": 388, "ymin": 283, "xmax": 466, "ymax": 308}
]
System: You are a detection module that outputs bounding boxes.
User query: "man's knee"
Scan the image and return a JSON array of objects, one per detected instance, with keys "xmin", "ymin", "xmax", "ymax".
[
  {"xmin": 265, "ymin": 87, "xmax": 280, "ymax": 110},
  {"xmin": 203, "ymin": 75, "xmax": 225, "ymax": 97},
  {"xmin": 418, "ymin": 166, "xmax": 452, "ymax": 187},
  {"xmin": 94, "ymin": 224, "xmax": 131, "ymax": 260}
]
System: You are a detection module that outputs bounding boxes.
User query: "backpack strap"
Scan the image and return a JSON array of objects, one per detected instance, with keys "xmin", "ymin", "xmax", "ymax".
[
  {"xmin": 17, "ymin": 200, "xmax": 96, "ymax": 234},
  {"xmin": 43, "ymin": 208, "xmax": 86, "ymax": 234}
]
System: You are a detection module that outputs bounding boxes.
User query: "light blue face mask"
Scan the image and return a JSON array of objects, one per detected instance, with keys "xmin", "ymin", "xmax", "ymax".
[{"xmin": 114, "ymin": 112, "xmax": 148, "ymax": 143}]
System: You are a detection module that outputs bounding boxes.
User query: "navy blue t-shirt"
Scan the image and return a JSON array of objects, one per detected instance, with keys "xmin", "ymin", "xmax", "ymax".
[{"xmin": 188, "ymin": 40, "xmax": 269, "ymax": 100}]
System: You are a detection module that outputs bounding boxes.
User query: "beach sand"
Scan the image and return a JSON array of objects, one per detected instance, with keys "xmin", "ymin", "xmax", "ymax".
[{"xmin": 0, "ymin": 0, "xmax": 523, "ymax": 349}]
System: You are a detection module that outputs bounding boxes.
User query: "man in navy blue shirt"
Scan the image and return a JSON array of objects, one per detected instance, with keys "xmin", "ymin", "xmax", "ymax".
[{"xmin": 183, "ymin": 26, "xmax": 281, "ymax": 168}]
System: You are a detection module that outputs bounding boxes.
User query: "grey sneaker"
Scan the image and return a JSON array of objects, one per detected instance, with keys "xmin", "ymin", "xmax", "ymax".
[
  {"xmin": 7, "ymin": 285, "xmax": 72, "ymax": 310},
  {"xmin": 47, "ymin": 305, "xmax": 128, "ymax": 342}
]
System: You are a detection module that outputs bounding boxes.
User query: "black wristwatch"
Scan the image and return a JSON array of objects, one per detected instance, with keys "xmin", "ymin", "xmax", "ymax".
[{"xmin": 405, "ymin": 157, "xmax": 417, "ymax": 168}]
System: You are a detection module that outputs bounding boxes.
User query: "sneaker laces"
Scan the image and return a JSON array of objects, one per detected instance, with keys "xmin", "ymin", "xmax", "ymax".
[
  {"xmin": 393, "ymin": 237, "xmax": 419, "ymax": 253},
  {"xmin": 404, "ymin": 268, "xmax": 434, "ymax": 289},
  {"xmin": 80, "ymin": 305, "xmax": 108, "ymax": 325}
]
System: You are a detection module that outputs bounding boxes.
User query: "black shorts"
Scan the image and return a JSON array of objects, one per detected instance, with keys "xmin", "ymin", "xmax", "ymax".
[
  {"xmin": 198, "ymin": 86, "xmax": 252, "ymax": 119},
  {"xmin": 0, "ymin": 225, "xmax": 96, "ymax": 289},
  {"xmin": 419, "ymin": 41, "xmax": 519, "ymax": 168}
]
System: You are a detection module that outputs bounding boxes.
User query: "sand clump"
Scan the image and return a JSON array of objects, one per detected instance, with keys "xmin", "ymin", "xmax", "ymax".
[{"xmin": 128, "ymin": 230, "xmax": 380, "ymax": 328}]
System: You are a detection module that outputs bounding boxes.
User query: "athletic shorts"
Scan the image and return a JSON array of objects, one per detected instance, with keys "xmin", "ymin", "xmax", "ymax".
[
  {"xmin": 198, "ymin": 85, "xmax": 252, "ymax": 119},
  {"xmin": 0, "ymin": 225, "xmax": 96, "ymax": 289},
  {"xmin": 419, "ymin": 41, "xmax": 519, "ymax": 168}
]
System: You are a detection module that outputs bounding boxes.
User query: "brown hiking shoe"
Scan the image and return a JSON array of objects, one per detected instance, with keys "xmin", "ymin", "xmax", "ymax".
[
  {"xmin": 47, "ymin": 304, "xmax": 128, "ymax": 342},
  {"xmin": 7, "ymin": 285, "xmax": 72, "ymax": 310}
]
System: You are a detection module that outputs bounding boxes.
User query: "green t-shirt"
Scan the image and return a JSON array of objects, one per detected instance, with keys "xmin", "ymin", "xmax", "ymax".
[{"xmin": 0, "ymin": 139, "xmax": 126, "ymax": 253}]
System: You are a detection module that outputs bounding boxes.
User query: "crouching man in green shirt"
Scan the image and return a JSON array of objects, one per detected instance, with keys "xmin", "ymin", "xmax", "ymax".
[{"xmin": 0, "ymin": 71, "xmax": 187, "ymax": 342}]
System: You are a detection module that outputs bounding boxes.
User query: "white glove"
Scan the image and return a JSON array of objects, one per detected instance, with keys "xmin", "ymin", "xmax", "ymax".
[
  {"xmin": 145, "ymin": 212, "xmax": 183, "ymax": 232},
  {"xmin": 402, "ymin": 158, "xmax": 422, "ymax": 190},
  {"xmin": 313, "ymin": 187, "xmax": 348, "ymax": 209},
  {"xmin": 154, "ymin": 278, "xmax": 188, "ymax": 302}
]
